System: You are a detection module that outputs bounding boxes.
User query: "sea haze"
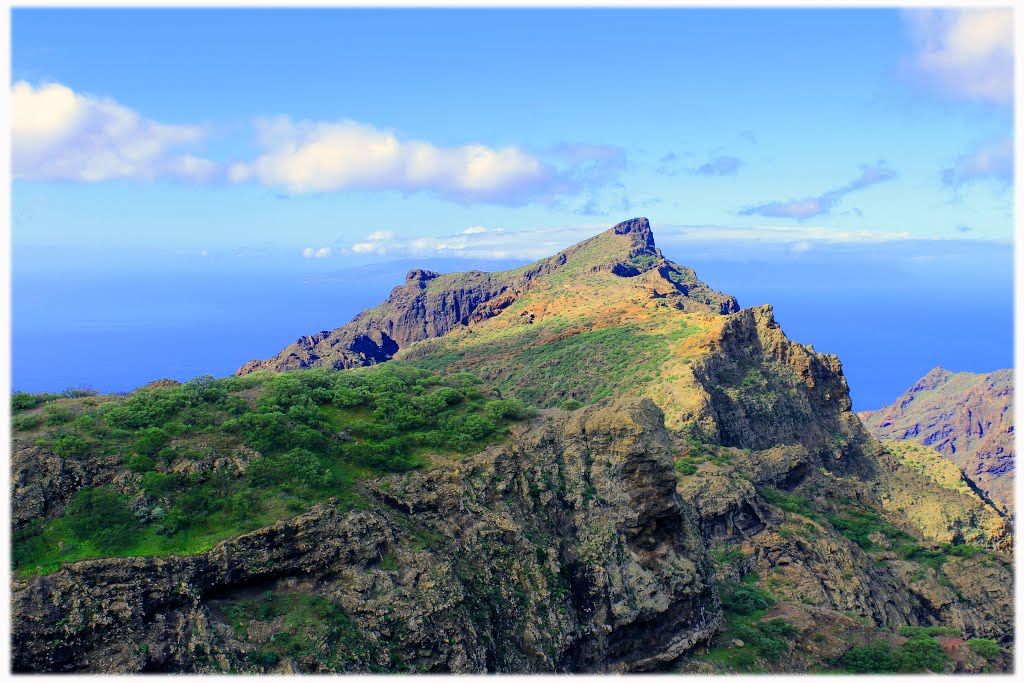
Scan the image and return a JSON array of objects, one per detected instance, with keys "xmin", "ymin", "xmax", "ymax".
[{"xmin": 11, "ymin": 240, "xmax": 1012, "ymax": 411}]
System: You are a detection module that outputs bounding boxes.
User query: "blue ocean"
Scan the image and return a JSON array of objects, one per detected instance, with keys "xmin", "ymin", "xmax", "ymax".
[{"xmin": 11, "ymin": 240, "xmax": 1013, "ymax": 411}]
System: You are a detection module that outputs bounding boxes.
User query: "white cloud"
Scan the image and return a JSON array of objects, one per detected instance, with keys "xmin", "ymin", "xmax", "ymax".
[
  {"xmin": 942, "ymin": 138, "xmax": 1013, "ymax": 186},
  {"xmin": 348, "ymin": 230, "xmax": 395, "ymax": 254},
  {"xmin": 740, "ymin": 163, "xmax": 898, "ymax": 220},
  {"xmin": 11, "ymin": 81, "xmax": 215, "ymax": 182},
  {"xmin": 904, "ymin": 9, "xmax": 1013, "ymax": 103},
  {"xmin": 303, "ymin": 246, "xmax": 332, "ymax": 258},
  {"xmin": 229, "ymin": 116, "xmax": 558, "ymax": 204},
  {"xmin": 342, "ymin": 224, "xmax": 599, "ymax": 261}
]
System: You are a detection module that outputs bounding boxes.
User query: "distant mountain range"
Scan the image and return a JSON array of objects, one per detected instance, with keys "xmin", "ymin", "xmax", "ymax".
[{"xmin": 859, "ymin": 367, "xmax": 1014, "ymax": 512}]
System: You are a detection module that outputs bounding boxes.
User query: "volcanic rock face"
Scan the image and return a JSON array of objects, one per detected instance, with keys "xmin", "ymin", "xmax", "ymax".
[
  {"xmin": 685, "ymin": 305, "xmax": 866, "ymax": 457},
  {"xmin": 12, "ymin": 400, "xmax": 720, "ymax": 673},
  {"xmin": 859, "ymin": 367, "xmax": 1014, "ymax": 510}
]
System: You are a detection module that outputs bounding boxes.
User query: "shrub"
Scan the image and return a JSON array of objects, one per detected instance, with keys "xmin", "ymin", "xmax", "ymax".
[
  {"xmin": 44, "ymin": 405, "xmax": 74, "ymax": 426},
  {"xmin": 12, "ymin": 364, "xmax": 530, "ymax": 574},
  {"xmin": 897, "ymin": 626, "xmax": 960, "ymax": 638},
  {"xmin": 246, "ymin": 649, "xmax": 279, "ymax": 668},
  {"xmin": 895, "ymin": 635, "xmax": 947, "ymax": 672},
  {"xmin": 826, "ymin": 508, "xmax": 911, "ymax": 550},
  {"xmin": 225, "ymin": 412, "xmax": 292, "ymax": 453},
  {"xmin": 11, "ymin": 392, "xmax": 38, "ymax": 411},
  {"xmin": 141, "ymin": 472, "xmax": 181, "ymax": 499},
  {"xmin": 133, "ymin": 427, "xmax": 170, "ymax": 457},
  {"xmin": 11, "ymin": 392, "xmax": 61, "ymax": 411},
  {"xmin": 53, "ymin": 435, "xmax": 89, "ymax": 457},
  {"xmin": 967, "ymin": 638, "xmax": 1000, "ymax": 661},
  {"xmin": 182, "ymin": 375, "xmax": 226, "ymax": 405},
  {"xmin": 156, "ymin": 447, "xmax": 178, "ymax": 463},
  {"xmin": 721, "ymin": 582, "xmax": 775, "ymax": 615},
  {"xmin": 842, "ymin": 642, "xmax": 896, "ymax": 673},
  {"xmin": 947, "ymin": 544, "xmax": 984, "ymax": 559},
  {"xmin": 897, "ymin": 543, "xmax": 946, "ymax": 569},
  {"xmin": 758, "ymin": 487, "xmax": 821, "ymax": 520},
  {"xmin": 65, "ymin": 487, "xmax": 140, "ymax": 551},
  {"xmin": 732, "ymin": 619, "xmax": 797, "ymax": 662},
  {"xmin": 12, "ymin": 413, "xmax": 44, "ymax": 431},
  {"xmin": 675, "ymin": 459, "xmax": 698, "ymax": 476},
  {"xmin": 461, "ymin": 414, "xmax": 497, "ymax": 441},
  {"xmin": 124, "ymin": 454, "xmax": 156, "ymax": 473},
  {"xmin": 160, "ymin": 485, "xmax": 240, "ymax": 535},
  {"xmin": 64, "ymin": 386, "xmax": 99, "ymax": 398},
  {"xmin": 247, "ymin": 448, "xmax": 332, "ymax": 496},
  {"xmin": 485, "ymin": 399, "xmax": 530, "ymax": 421}
]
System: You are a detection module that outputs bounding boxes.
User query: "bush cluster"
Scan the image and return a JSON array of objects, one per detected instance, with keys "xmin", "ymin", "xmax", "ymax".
[
  {"xmin": 842, "ymin": 636, "xmax": 948, "ymax": 673},
  {"xmin": 13, "ymin": 364, "xmax": 531, "ymax": 574},
  {"xmin": 733, "ymin": 619, "xmax": 798, "ymax": 662},
  {"xmin": 720, "ymin": 581, "xmax": 775, "ymax": 616}
]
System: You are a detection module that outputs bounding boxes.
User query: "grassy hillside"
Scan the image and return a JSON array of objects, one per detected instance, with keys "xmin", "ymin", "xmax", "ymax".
[{"xmin": 11, "ymin": 364, "xmax": 529, "ymax": 576}]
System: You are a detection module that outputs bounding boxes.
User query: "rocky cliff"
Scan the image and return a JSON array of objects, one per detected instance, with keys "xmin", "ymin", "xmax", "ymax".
[
  {"xmin": 12, "ymin": 399, "xmax": 719, "ymax": 673},
  {"xmin": 11, "ymin": 218, "xmax": 1014, "ymax": 673},
  {"xmin": 859, "ymin": 367, "xmax": 1014, "ymax": 511}
]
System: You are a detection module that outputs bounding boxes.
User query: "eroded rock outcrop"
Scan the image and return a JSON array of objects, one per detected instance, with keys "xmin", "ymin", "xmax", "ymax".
[{"xmin": 12, "ymin": 399, "xmax": 719, "ymax": 673}]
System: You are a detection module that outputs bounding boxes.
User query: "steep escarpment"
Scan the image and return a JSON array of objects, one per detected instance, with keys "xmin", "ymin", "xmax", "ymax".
[
  {"xmin": 237, "ymin": 218, "xmax": 738, "ymax": 375},
  {"xmin": 859, "ymin": 367, "xmax": 1014, "ymax": 510},
  {"xmin": 12, "ymin": 398, "xmax": 719, "ymax": 673},
  {"xmin": 681, "ymin": 305, "xmax": 868, "ymax": 465}
]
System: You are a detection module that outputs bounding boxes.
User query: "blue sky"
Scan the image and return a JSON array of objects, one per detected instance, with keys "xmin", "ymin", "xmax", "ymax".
[
  {"xmin": 9, "ymin": 8, "xmax": 1016, "ymax": 403},
  {"xmin": 12, "ymin": 8, "xmax": 1013, "ymax": 258}
]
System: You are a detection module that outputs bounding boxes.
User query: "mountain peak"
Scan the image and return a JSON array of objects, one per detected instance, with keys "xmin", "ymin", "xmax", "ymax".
[
  {"xmin": 238, "ymin": 217, "xmax": 738, "ymax": 376},
  {"xmin": 608, "ymin": 216, "xmax": 657, "ymax": 257},
  {"xmin": 612, "ymin": 216, "xmax": 652, "ymax": 238},
  {"xmin": 546, "ymin": 217, "xmax": 662, "ymax": 276}
]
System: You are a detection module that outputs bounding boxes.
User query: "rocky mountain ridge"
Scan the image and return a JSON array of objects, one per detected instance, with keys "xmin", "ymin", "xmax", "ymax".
[
  {"xmin": 859, "ymin": 367, "xmax": 1014, "ymax": 511},
  {"xmin": 237, "ymin": 218, "xmax": 739, "ymax": 375}
]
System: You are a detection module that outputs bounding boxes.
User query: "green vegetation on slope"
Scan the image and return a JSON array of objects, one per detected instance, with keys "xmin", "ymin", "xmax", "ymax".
[
  {"xmin": 407, "ymin": 319, "xmax": 698, "ymax": 408},
  {"xmin": 694, "ymin": 577, "xmax": 796, "ymax": 672},
  {"xmin": 885, "ymin": 440, "xmax": 973, "ymax": 495},
  {"xmin": 823, "ymin": 503, "xmax": 991, "ymax": 570},
  {"xmin": 223, "ymin": 591, "xmax": 382, "ymax": 672},
  {"xmin": 841, "ymin": 636, "xmax": 948, "ymax": 673},
  {"xmin": 11, "ymin": 364, "xmax": 529, "ymax": 576}
]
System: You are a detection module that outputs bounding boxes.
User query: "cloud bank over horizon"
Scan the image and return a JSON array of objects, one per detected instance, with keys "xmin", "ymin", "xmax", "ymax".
[{"xmin": 324, "ymin": 219, "xmax": 999, "ymax": 264}]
